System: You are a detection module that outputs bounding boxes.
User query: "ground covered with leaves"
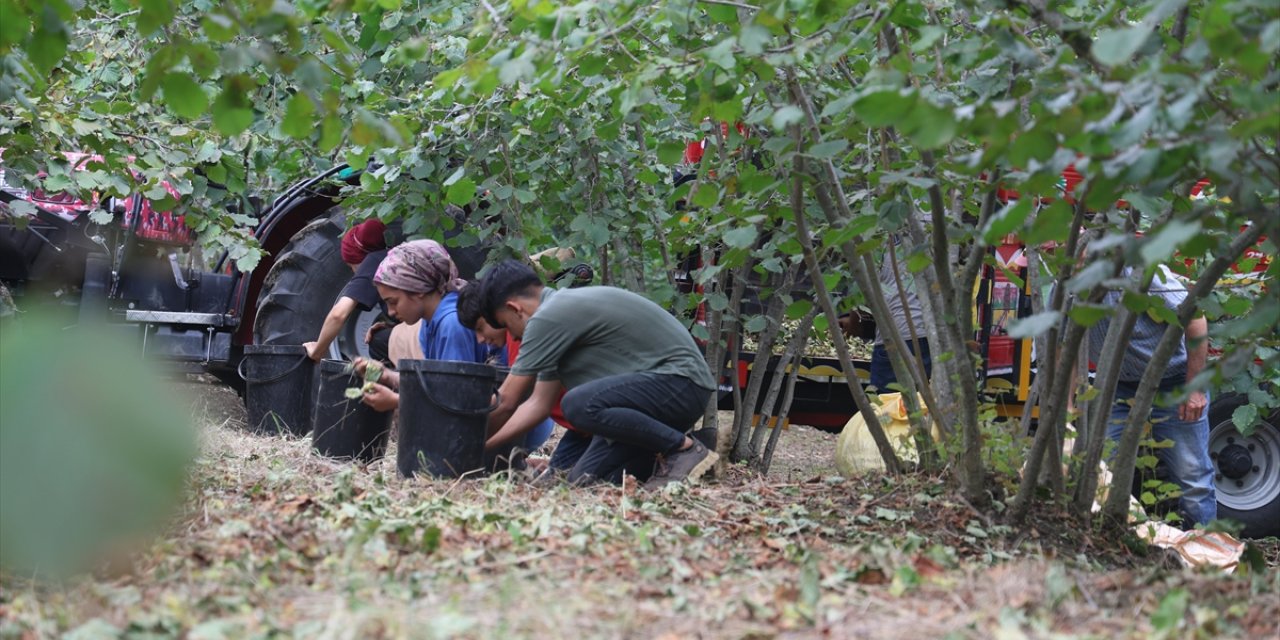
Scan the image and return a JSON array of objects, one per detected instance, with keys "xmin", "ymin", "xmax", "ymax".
[{"xmin": 2, "ymin": 381, "xmax": 1277, "ymax": 639}]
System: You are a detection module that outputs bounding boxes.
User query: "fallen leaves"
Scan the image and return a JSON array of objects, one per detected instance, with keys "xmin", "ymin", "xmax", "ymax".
[{"xmin": 2, "ymin": 383, "xmax": 1275, "ymax": 639}]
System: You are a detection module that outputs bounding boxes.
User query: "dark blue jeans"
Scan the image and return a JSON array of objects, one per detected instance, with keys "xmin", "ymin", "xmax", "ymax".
[
  {"xmin": 1108, "ymin": 382, "xmax": 1216, "ymax": 526},
  {"xmin": 560, "ymin": 372, "xmax": 712, "ymax": 485},
  {"xmin": 869, "ymin": 339, "xmax": 931, "ymax": 392},
  {"xmin": 548, "ymin": 429, "xmax": 591, "ymax": 471}
]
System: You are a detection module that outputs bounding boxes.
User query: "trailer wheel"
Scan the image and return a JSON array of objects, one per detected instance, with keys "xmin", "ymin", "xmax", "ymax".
[
  {"xmin": 253, "ymin": 208, "xmax": 351, "ymax": 349},
  {"xmin": 1209, "ymin": 393, "xmax": 1280, "ymax": 538}
]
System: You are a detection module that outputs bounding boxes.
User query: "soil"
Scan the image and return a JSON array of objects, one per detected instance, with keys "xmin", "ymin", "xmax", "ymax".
[{"xmin": 1, "ymin": 377, "xmax": 1275, "ymax": 639}]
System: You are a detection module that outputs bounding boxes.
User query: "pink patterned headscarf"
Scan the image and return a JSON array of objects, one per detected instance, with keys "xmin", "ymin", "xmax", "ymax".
[{"xmin": 373, "ymin": 240, "xmax": 466, "ymax": 294}]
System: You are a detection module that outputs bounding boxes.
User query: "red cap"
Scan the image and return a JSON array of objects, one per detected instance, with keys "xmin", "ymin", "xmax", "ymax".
[{"xmin": 340, "ymin": 219, "xmax": 388, "ymax": 265}]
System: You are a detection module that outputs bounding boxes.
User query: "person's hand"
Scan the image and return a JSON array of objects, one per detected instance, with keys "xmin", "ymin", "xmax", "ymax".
[
  {"xmin": 526, "ymin": 457, "xmax": 549, "ymax": 473},
  {"xmin": 1180, "ymin": 390, "xmax": 1207, "ymax": 422},
  {"xmin": 303, "ymin": 341, "xmax": 323, "ymax": 362},
  {"xmin": 361, "ymin": 382, "xmax": 399, "ymax": 412},
  {"xmin": 364, "ymin": 321, "xmax": 388, "ymax": 344},
  {"xmin": 352, "ymin": 357, "xmax": 370, "ymax": 376}
]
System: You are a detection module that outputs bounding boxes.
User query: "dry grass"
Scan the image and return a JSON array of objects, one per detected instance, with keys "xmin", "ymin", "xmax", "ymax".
[{"xmin": 1, "ymin": 380, "xmax": 1276, "ymax": 639}]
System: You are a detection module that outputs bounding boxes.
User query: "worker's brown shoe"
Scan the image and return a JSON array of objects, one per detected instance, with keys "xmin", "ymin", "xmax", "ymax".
[{"xmin": 643, "ymin": 440, "xmax": 718, "ymax": 490}]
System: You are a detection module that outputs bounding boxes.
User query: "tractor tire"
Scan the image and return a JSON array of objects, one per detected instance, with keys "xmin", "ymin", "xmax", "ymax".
[
  {"xmin": 254, "ymin": 208, "xmax": 352, "ymax": 348},
  {"xmin": 1209, "ymin": 393, "xmax": 1280, "ymax": 538}
]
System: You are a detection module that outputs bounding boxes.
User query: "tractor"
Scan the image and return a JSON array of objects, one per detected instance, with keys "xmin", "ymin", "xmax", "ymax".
[{"xmin": 0, "ymin": 158, "xmax": 483, "ymax": 394}]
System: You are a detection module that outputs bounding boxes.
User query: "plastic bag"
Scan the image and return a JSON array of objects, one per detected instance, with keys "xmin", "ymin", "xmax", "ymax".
[{"xmin": 835, "ymin": 393, "xmax": 938, "ymax": 477}]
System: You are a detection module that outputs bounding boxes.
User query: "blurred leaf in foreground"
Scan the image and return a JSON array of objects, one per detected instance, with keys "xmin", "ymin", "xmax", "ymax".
[{"xmin": 0, "ymin": 313, "xmax": 195, "ymax": 578}]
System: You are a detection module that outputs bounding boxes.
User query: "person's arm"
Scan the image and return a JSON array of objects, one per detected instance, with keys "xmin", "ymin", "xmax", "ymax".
[
  {"xmin": 488, "ymin": 372, "xmax": 535, "ymax": 434},
  {"xmin": 487, "ymin": 379, "xmax": 559, "ymax": 450},
  {"xmin": 1180, "ymin": 316, "xmax": 1209, "ymax": 421},
  {"xmin": 304, "ymin": 296, "xmax": 359, "ymax": 361}
]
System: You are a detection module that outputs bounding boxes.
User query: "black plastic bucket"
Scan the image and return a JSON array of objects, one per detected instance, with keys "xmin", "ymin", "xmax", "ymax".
[
  {"xmin": 240, "ymin": 344, "xmax": 315, "ymax": 436},
  {"xmin": 397, "ymin": 359, "xmax": 499, "ymax": 478},
  {"xmin": 312, "ymin": 359, "xmax": 392, "ymax": 462}
]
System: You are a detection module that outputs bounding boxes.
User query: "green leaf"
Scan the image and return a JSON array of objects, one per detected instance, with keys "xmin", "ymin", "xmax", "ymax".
[
  {"xmin": 761, "ymin": 137, "xmax": 792, "ymax": 154},
  {"xmin": 744, "ymin": 315, "xmax": 767, "ymax": 333},
  {"xmin": 902, "ymin": 102, "xmax": 957, "ymax": 149},
  {"xmin": 446, "ymin": 178, "xmax": 477, "ymax": 206},
  {"xmin": 906, "ymin": 250, "xmax": 931, "ymax": 274},
  {"xmin": 6, "ymin": 201, "xmax": 38, "ymax": 219},
  {"xmin": 281, "ymin": 93, "xmax": 316, "ymax": 139},
  {"xmin": 577, "ymin": 55, "xmax": 606, "ymax": 75},
  {"xmin": 1150, "ymin": 588, "xmax": 1188, "ymax": 634},
  {"xmin": 657, "ymin": 141, "xmax": 686, "ymax": 165},
  {"xmin": 636, "ymin": 169, "xmax": 660, "ymax": 185},
  {"xmin": 738, "ymin": 24, "xmax": 772, "ymax": 55},
  {"xmin": 442, "ymin": 166, "xmax": 465, "ymax": 187},
  {"xmin": 723, "ymin": 226, "xmax": 758, "ymax": 249},
  {"xmin": 854, "ymin": 91, "xmax": 914, "ymax": 127},
  {"xmin": 28, "ymin": 15, "xmax": 68, "ymax": 74},
  {"xmin": 161, "ymin": 73, "xmax": 206, "ymax": 120},
  {"xmin": 0, "ymin": 317, "xmax": 195, "ymax": 577},
  {"xmin": 703, "ymin": 37, "xmax": 736, "ymax": 71},
  {"xmin": 692, "ymin": 185, "xmax": 720, "ymax": 208},
  {"xmin": 771, "ymin": 106, "xmax": 804, "ymax": 130},
  {"xmin": 1232, "ymin": 404, "xmax": 1259, "ymax": 434},
  {"xmin": 1140, "ymin": 220, "xmax": 1201, "ymax": 267},
  {"xmin": 319, "ymin": 115, "xmax": 343, "ymax": 152},
  {"xmin": 1146, "ymin": 303, "xmax": 1178, "ymax": 326},
  {"xmin": 1068, "ymin": 261, "xmax": 1112, "ymax": 294},
  {"xmin": 138, "ymin": 0, "xmax": 175, "ymax": 36},
  {"xmin": 0, "ymin": 0, "xmax": 30, "ymax": 50},
  {"xmin": 808, "ymin": 140, "xmax": 848, "ymax": 159},
  {"xmin": 498, "ymin": 56, "xmax": 534, "ymax": 85},
  {"xmin": 1023, "ymin": 200, "xmax": 1074, "ymax": 245},
  {"xmin": 982, "ymin": 199, "xmax": 1033, "ymax": 244},
  {"xmin": 1220, "ymin": 295, "xmax": 1251, "ymax": 316},
  {"xmin": 785, "ymin": 300, "xmax": 813, "ymax": 320},
  {"xmin": 1008, "ymin": 311, "xmax": 1061, "ymax": 339},
  {"xmin": 1009, "ymin": 128, "xmax": 1057, "ymax": 166},
  {"xmin": 421, "ymin": 525, "xmax": 441, "ymax": 553},
  {"xmin": 1092, "ymin": 26, "xmax": 1153, "ymax": 67},
  {"xmin": 705, "ymin": 3, "xmax": 737, "ymax": 23},
  {"xmin": 211, "ymin": 78, "xmax": 254, "ymax": 135},
  {"xmin": 1068, "ymin": 304, "xmax": 1111, "ymax": 327},
  {"xmin": 201, "ymin": 13, "xmax": 236, "ymax": 42}
]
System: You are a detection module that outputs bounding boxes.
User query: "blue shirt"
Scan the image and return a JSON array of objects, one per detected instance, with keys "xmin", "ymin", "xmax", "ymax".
[{"xmin": 418, "ymin": 292, "xmax": 498, "ymax": 363}]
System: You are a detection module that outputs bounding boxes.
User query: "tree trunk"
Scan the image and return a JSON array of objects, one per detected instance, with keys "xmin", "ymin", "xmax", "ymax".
[
  {"xmin": 761, "ymin": 344, "xmax": 807, "ymax": 476},
  {"xmin": 789, "ymin": 147, "xmax": 903, "ymax": 474},
  {"xmin": 732, "ymin": 264, "xmax": 799, "ymax": 462},
  {"xmin": 750, "ymin": 307, "xmax": 817, "ymax": 463}
]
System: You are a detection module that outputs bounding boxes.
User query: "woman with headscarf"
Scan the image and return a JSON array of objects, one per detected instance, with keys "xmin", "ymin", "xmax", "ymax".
[
  {"xmin": 303, "ymin": 219, "xmax": 393, "ymax": 363},
  {"xmin": 356, "ymin": 239, "xmax": 499, "ymax": 413}
]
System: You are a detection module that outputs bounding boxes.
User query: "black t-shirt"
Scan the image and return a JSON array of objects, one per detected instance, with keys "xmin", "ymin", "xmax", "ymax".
[{"xmin": 341, "ymin": 250, "xmax": 388, "ymax": 314}]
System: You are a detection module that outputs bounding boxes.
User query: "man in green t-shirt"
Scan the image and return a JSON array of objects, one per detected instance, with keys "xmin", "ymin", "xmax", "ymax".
[{"xmin": 481, "ymin": 260, "xmax": 718, "ymax": 488}]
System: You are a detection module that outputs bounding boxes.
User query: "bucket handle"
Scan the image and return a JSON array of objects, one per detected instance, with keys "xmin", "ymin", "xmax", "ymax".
[
  {"xmin": 237, "ymin": 353, "xmax": 311, "ymax": 385},
  {"xmin": 414, "ymin": 370, "xmax": 501, "ymax": 416}
]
